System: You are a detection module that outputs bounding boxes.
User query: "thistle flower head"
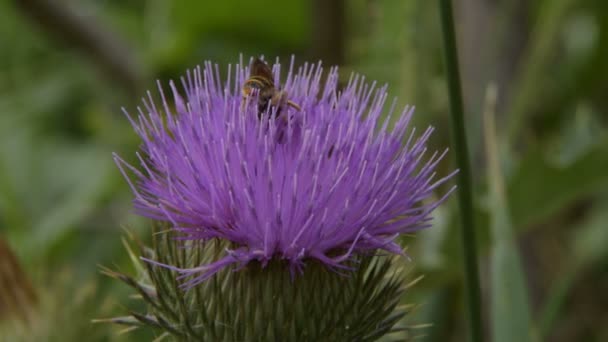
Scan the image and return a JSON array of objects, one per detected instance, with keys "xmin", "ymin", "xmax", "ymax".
[{"xmin": 115, "ymin": 56, "xmax": 454, "ymax": 288}]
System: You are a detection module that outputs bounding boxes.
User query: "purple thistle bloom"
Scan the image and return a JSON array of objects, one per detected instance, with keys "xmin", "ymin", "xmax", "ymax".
[{"xmin": 115, "ymin": 57, "xmax": 455, "ymax": 288}]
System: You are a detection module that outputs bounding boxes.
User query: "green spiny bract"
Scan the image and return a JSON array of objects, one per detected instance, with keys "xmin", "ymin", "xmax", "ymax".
[{"xmin": 99, "ymin": 228, "xmax": 420, "ymax": 341}]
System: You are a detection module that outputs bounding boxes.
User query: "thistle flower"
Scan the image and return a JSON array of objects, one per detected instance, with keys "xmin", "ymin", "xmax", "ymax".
[
  {"xmin": 106, "ymin": 56, "xmax": 455, "ymax": 340},
  {"xmin": 114, "ymin": 57, "xmax": 454, "ymax": 289}
]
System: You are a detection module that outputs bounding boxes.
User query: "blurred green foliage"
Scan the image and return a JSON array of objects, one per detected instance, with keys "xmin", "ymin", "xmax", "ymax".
[{"xmin": 0, "ymin": 0, "xmax": 607, "ymax": 341}]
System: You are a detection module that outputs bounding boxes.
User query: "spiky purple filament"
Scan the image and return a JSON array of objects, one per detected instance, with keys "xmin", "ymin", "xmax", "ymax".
[{"xmin": 115, "ymin": 56, "xmax": 455, "ymax": 289}]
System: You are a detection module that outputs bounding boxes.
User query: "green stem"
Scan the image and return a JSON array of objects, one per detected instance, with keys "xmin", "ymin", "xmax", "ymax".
[{"xmin": 437, "ymin": 1, "xmax": 483, "ymax": 342}]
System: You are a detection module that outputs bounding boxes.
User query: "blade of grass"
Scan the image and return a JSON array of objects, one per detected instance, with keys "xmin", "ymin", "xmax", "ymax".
[
  {"xmin": 483, "ymin": 84, "xmax": 534, "ymax": 342},
  {"xmin": 437, "ymin": 1, "xmax": 482, "ymax": 341}
]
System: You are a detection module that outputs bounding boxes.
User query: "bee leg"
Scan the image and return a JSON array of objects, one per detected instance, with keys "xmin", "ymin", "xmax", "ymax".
[
  {"xmin": 327, "ymin": 145, "xmax": 335, "ymax": 158},
  {"xmin": 287, "ymin": 100, "xmax": 301, "ymax": 111},
  {"xmin": 257, "ymin": 98, "xmax": 271, "ymax": 119}
]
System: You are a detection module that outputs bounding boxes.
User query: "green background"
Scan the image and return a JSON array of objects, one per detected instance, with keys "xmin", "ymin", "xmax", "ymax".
[{"xmin": 1, "ymin": 0, "xmax": 606, "ymax": 341}]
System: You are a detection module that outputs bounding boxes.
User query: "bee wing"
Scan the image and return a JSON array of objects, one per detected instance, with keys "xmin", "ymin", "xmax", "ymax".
[{"xmin": 250, "ymin": 58, "xmax": 274, "ymax": 85}]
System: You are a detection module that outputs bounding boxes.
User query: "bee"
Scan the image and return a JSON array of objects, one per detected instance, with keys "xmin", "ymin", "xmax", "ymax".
[{"xmin": 242, "ymin": 58, "xmax": 301, "ymax": 119}]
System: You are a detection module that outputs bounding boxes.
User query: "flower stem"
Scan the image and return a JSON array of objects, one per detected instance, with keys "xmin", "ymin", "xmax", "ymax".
[{"xmin": 437, "ymin": 1, "xmax": 483, "ymax": 342}]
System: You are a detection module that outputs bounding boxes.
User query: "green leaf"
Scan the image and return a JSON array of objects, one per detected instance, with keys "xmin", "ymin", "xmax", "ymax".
[
  {"xmin": 509, "ymin": 136, "xmax": 608, "ymax": 229},
  {"xmin": 484, "ymin": 87, "xmax": 533, "ymax": 342},
  {"xmin": 0, "ymin": 129, "xmax": 115, "ymax": 260},
  {"xmin": 538, "ymin": 200, "xmax": 608, "ymax": 338},
  {"xmin": 506, "ymin": 0, "xmax": 579, "ymax": 139},
  {"xmin": 490, "ymin": 239, "xmax": 533, "ymax": 342}
]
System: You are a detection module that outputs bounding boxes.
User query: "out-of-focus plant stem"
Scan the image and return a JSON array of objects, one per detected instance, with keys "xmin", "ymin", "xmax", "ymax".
[
  {"xmin": 14, "ymin": 0, "xmax": 147, "ymax": 96},
  {"xmin": 505, "ymin": 0, "xmax": 577, "ymax": 141},
  {"xmin": 437, "ymin": 1, "xmax": 483, "ymax": 342}
]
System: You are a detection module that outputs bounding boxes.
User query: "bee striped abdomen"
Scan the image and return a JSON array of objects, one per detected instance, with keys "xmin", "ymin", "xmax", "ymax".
[
  {"xmin": 242, "ymin": 76, "xmax": 273, "ymax": 95},
  {"xmin": 242, "ymin": 58, "xmax": 300, "ymax": 119}
]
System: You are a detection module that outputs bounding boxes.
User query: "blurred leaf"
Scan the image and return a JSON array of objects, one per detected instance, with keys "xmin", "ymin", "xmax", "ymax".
[
  {"xmin": 0, "ymin": 129, "xmax": 115, "ymax": 260},
  {"xmin": 562, "ymin": 12, "xmax": 598, "ymax": 64},
  {"xmin": 0, "ymin": 268, "xmax": 120, "ymax": 342},
  {"xmin": 146, "ymin": 0, "xmax": 309, "ymax": 71},
  {"xmin": 506, "ymin": 0, "xmax": 578, "ymax": 139},
  {"xmin": 572, "ymin": 203, "xmax": 608, "ymax": 265},
  {"xmin": 484, "ymin": 86, "xmax": 533, "ymax": 342},
  {"xmin": 509, "ymin": 135, "xmax": 608, "ymax": 228},
  {"xmin": 547, "ymin": 103, "xmax": 603, "ymax": 167},
  {"xmin": 489, "ymin": 237, "xmax": 533, "ymax": 342},
  {"xmin": 416, "ymin": 205, "xmax": 450, "ymax": 270},
  {"xmin": 539, "ymin": 199, "xmax": 608, "ymax": 338},
  {"xmin": 349, "ymin": 0, "xmax": 440, "ymax": 127},
  {"xmin": 171, "ymin": 0, "xmax": 308, "ymax": 46},
  {"xmin": 415, "ymin": 287, "xmax": 455, "ymax": 342}
]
